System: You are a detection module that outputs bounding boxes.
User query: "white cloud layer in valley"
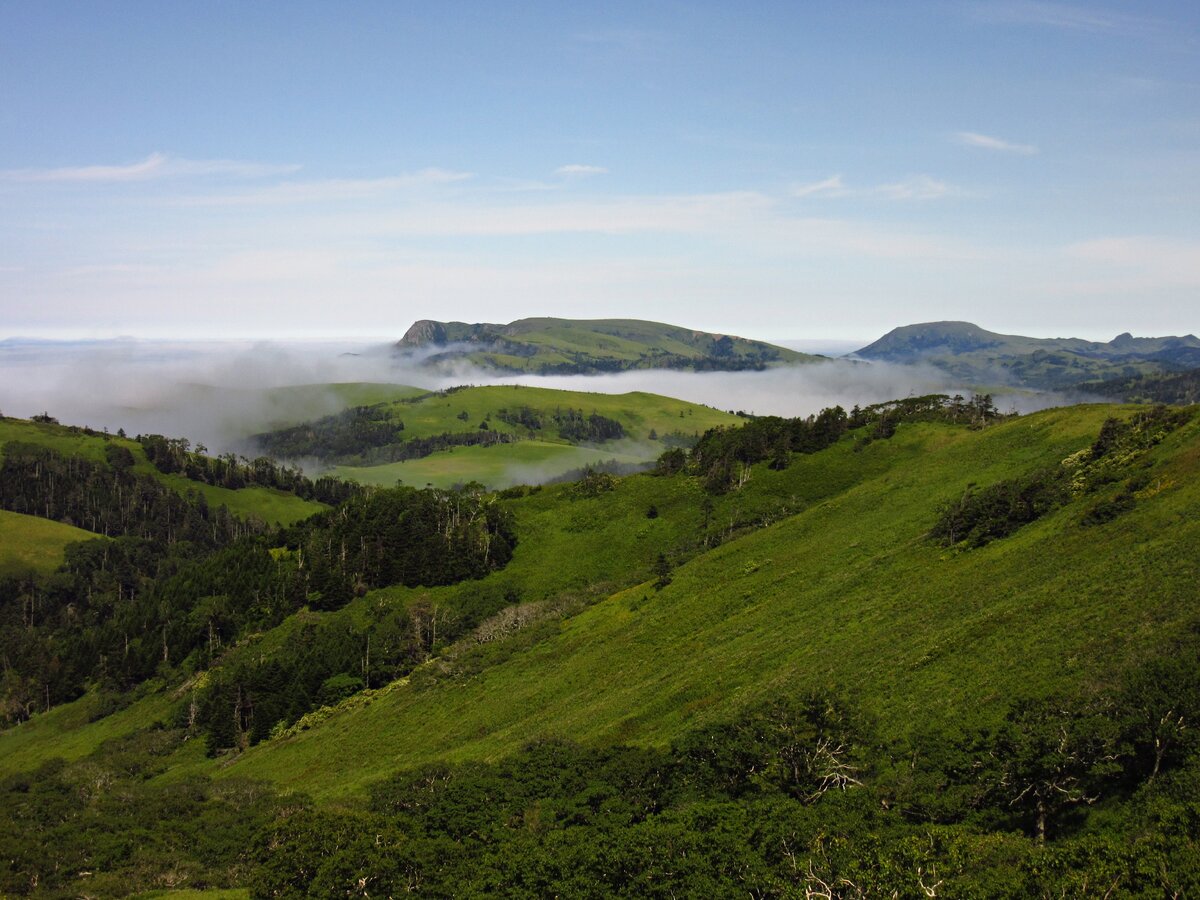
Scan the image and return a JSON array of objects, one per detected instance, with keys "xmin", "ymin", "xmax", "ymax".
[{"xmin": 0, "ymin": 339, "xmax": 1084, "ymax": 465}]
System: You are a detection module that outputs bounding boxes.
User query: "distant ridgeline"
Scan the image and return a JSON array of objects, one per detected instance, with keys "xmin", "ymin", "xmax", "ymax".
[
  {"xmin": 854, "ymin": 320, "xmax": 1200, "ymax": 392},
  {"xmin": 394, "ymin": 316, "xmax": 819, "ymax": 373}
]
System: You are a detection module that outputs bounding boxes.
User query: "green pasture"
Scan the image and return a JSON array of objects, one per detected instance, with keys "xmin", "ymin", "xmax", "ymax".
[{"xmin": 0, "ymin": 509, "xmax": 103, "ymax": 577}]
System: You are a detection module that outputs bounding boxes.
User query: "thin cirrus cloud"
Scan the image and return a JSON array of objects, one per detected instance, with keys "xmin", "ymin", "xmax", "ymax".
[
  {"xmin": 955, "ymin": 131, "xmax": 1038, "ymax": 155},
  {"xmin": 791, "ymin": 174, "xmax": 848, "ymax": 198},
  {"xmin": 554, "ymin": 164, "xmax": 609, "ymax": 177},
  {"xmin": 876, "ymin": 175, "xmax": 958, "ymax": 200},
  {"xmin": 1, "ymin": 152, "xmax": 301, "ymax": 183},
  {"xmin": 791, "ymin": 174, "xmax": 958, "ymax": 201}
]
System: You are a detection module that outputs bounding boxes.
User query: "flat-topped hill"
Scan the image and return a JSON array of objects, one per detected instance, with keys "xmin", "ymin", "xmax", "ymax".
[{"xmin": 395, "ymin": 316, "xmax": 819, "ymax": 373}]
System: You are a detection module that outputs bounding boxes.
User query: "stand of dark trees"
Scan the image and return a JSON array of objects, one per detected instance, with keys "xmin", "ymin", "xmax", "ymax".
[
  {"xmin": 248, "ymin": 413, "xmax": 517, "ymax": 467},
  {"xmin": 682, "ymin": 406, "xmax": 850, "ymax": 492},
  {"xmin": 0, "ymin": 477, "xmax": 515, "ymax": 728},
  {"xmin": 248, "ymin": 404, "xmax": 403, "ymax": 462},
  {"xmin": 331, "ymin": 429, "xmax": 517, "ymax": 467},
  {"xmin": 139, "ymin": 433, "xmax": 360, "ymax": 505},
  {"xmin": 1, "ymin": 442, "xmax": 263, "ymax": 547},
  {"xmin": 495, "ymin": 406, "xmax": 626, "ymax": 443}
]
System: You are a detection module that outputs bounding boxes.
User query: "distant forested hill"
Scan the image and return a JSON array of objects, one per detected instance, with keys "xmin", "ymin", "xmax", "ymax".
[
  {"xmin": 1081, "ymin": 365, "xmax": 1200, "ymax": 405},
  {"xmin": 394, "ymin": 316, "xmax": 820, "ymax": 373},
  {"xmin": 854, "ymin": 320, "xmax": 1200, "ymax": 390}
]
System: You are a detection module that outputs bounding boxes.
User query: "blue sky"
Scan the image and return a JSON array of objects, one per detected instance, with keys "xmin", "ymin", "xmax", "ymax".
[{"xmin": 1, "ymin": 1, "xmax": 1197, "ymax": 342}]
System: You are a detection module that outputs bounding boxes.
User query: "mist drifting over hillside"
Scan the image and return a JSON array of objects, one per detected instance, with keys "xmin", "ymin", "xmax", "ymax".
[{"xmin": 0, "ymin": 337, "xmax": 1085, "ymax": 458}]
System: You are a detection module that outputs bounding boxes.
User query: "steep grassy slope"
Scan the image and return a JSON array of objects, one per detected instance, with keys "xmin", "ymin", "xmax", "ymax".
[
  {"xmin": 0, "ymin": 417, "xmax": 324, "ymax": 526},
  {"xmin": 395, "ymin": 317, "xmax": 818, "ymax": 373},
  {"xmin": 0, "ymin": 414, "xmax": 890, "ymax": 780},
  {"xmin": 212, "ymin": 404, "xmax": 1200, "ymax": 801},
  {"xmin": 3, "ymin": 402, "xmax": 1197, "ymax": 897},
  {"xmin": 0, "ymin": 509, "xmax": 103, "ymax": 577},
  {"xmin": 5, "ymin": 403, "xmax": 1196, "ymax": 808},
  {"xmin": 855, "ymin": 321, "xmax": 1200, "ymax": 390}
]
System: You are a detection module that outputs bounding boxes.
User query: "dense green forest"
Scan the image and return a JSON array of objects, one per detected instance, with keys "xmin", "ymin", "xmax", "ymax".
[
  {"xmin": 0, "ymin": 436, "xmax": 514, "ymax": 728},
  {"xmin": 1, "ymin": 394, "xmax": 1198, "ymax": 896}
]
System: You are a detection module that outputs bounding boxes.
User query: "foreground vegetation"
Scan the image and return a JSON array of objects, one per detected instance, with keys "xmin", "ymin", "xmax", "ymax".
[{"xmin": 1, "ymin": 396, "xmax": 1198, "ymax": 895}]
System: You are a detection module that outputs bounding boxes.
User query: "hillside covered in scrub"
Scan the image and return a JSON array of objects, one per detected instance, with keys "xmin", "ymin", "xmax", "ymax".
[
  {"xmin": 1, "ymin": 396, "xmax": 1199, "ymax": 896},
  {"xmin": 394, "ymin": 316, "xmax": 818, "ymax": 373}
]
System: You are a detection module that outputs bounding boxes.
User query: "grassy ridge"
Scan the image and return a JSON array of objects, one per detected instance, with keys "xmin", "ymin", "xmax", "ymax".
[
  {"xmin": 0, "ymin": 509, "xmax": 103, "ymax": 577},
  {"xmin": 323, "ymin": 384, "xmax": 739, "ymax": 487},
  {"xmin": 0, "ymin": 417, "xmax": 324, "ymax": 526},
  {"xmin": 213, "ymin": 404, "xmax": 1200, "ymax": 801},
  {"xmin": 382, "ymin": 384, "xmax": 736, "ymax": 442}
]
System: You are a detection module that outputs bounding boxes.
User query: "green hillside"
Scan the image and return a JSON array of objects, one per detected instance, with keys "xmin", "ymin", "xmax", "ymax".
[
  {"xmin": 257, "ymin": 384, "xmax": 740, "ymax": 488},
  {"xmin": 3, "ymin": 400, "xmax": 1199, "ymax": 895},
  {"xmin": 0, "ymin": 509, "xmax": 102, "ymax": 577},
  {"xmin": 0, "ymin": 416, "xmax": 325, "ymax": 526},
  {"xmin": 331, "ymin": 439, "xmax": 649, "ymax": 489},
  {"xmin": 394, "ymin": 316, "xmax": 819, "ymax": 373},
  {"xmin": 856, "ymin": 320, "xmax": 1200, "ymax": 391},
  {"xmin": 222, "ymin": 404, "xmax": 1200, "ymax": 798}
]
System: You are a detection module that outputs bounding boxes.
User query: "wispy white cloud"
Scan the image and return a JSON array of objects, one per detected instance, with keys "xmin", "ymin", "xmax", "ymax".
[
  {"xmin": 792, "ymin": 174, "xmax": 961, "ymax": 201},
  {"xmin": 2, "ymin": 152, "xmax": 301, "ymax": 183},
  {"xmin": 972, "ymin": 2, "xmax": 1161, "ymax": 34},
  {"xmin": 554, "ymin": 164, "xmax": 609, "ymax": 177},
  {"xmin": 875, "ymin": 175, "xmax": 958, "ymax": 200},
  {"xmin": 791, "ymin": 175, "xmax": 847, "ymax": 198},
  {"xmin": 955, "ymin": 131, "xmax": 1038, "ymax": 155},
  {"xmin": 171, "ymin": 168, "xmax": 474, "ymax": 206}
]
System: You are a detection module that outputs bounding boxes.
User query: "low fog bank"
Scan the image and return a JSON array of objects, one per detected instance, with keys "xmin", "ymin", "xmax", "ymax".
[
  {"xmin": 480, "ymin": 361, "xmax": 1081, "ymax": 419},
  {"xmin": 1, "ymin": 338, "xmax": 1095, "ymax": 460},
  {"xmin": 0, "ymin": 338, "xmax": 440, "ymax": 454}
]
